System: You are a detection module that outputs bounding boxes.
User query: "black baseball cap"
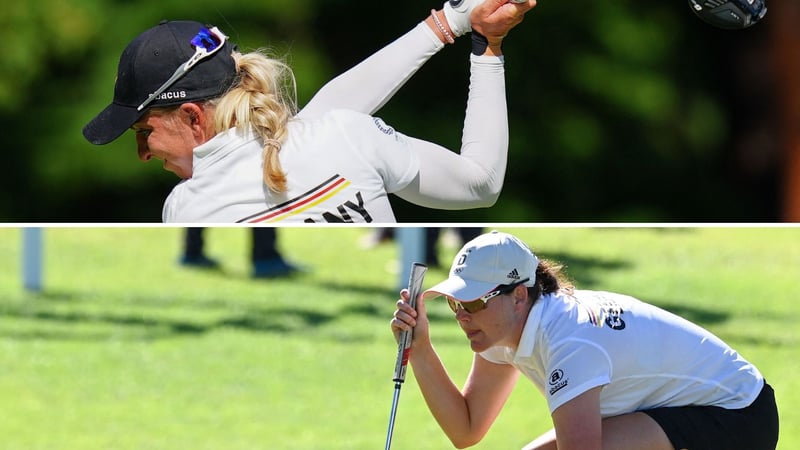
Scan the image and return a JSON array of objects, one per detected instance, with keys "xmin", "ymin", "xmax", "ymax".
[{"xmin": 83, "ymin": 20, "xmax": 237, "ymax": 145}]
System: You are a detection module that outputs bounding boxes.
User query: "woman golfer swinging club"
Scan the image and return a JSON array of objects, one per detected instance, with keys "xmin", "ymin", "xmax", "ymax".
[
  {"xmin": 390, "ymin": 230, "xmax": 779, "ymax": 450},
  {"xmin": 83, "ymin": 0, "xmax": 537, "ymax": 223}
]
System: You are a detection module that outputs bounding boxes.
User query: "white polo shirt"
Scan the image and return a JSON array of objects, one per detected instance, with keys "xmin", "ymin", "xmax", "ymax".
[{"xmin": 480, "ymin": 290, "xmax": 764, "ymax": 417}]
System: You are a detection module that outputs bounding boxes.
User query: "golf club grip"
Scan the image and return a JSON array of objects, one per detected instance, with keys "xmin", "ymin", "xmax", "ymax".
[{"xmin": 392, "ymin": 262, "xmax": 427, "ymax": 383}]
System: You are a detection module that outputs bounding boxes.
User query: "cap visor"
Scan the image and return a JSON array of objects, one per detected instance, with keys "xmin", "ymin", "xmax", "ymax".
[
  {"xmin": 423, "ymin": 276, "xmax": 498, "ymax": 302},
  {"xmin": 83, "ymin": 102, "xmax": 143, "ymax": 145}
]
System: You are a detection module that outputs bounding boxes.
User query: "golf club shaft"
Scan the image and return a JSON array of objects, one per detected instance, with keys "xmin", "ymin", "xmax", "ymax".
[{"xmin": 385, "ymin": 384, "xmax": 402, "ymax": 450}]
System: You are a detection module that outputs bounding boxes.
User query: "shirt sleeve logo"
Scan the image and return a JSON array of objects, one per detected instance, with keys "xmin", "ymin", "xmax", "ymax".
[
  {"xmin": 548, "ymin": 369, "xmax": 569, "ymax": 395},
  {"xmin": 372, "ymin": 117, "xmax": 395, "ymax": 136}
]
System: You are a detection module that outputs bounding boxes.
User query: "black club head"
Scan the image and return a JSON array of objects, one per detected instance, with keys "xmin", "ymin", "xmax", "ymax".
[{"xmin": 688, "ymin": 0, "xmax": 767, "ymax": 29}]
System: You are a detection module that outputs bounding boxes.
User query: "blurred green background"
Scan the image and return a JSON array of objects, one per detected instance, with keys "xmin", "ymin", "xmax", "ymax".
[
  {"xmin": 1, "ymin": 0, "xmax": 797, "ymax": 222},
  {"xmin": 2, "ymin": 226, "xmax": 799, "ymax": 448}
]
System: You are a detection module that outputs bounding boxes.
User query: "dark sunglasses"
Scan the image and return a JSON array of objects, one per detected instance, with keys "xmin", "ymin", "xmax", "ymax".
[{"xmin": 446, "ymin": 278, "xmax": 530, "ymax": 314}]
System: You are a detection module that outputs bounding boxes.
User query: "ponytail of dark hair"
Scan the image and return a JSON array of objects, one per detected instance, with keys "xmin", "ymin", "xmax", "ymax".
[{"xmin": 528, "ymin": 259, "xmax": 574, "ymax": 301}]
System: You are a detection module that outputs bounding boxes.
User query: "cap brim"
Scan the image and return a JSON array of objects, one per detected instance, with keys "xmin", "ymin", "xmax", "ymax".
[
  {"xmin": 422, "ymin": 276, "xmax": 498, "ymax": 302},
  {"xmin": 83, "ymin": 102, "xmax": 144, "ymax": 145}
]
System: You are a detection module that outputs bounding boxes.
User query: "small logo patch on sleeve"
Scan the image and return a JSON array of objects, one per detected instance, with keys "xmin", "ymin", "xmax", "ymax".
[
  {"xmin": 372, "ymin": 117, "xmax": 395, "ymax": 136},
  {"xmin": 548, "ymin": 368, "xmax": 569, "ymax": 395}
]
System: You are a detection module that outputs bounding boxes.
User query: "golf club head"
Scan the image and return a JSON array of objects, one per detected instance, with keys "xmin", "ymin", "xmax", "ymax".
[{"xmin": 688, "ymin": 0, "xmax": 767, "ymax": 30}]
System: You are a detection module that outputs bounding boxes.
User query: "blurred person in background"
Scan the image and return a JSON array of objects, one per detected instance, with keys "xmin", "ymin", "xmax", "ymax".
[
  {"xmin": 180, "ymin": 228, "xmax": 298, "ymax": 278},
  {"xmin": 361, "ymin": 227, "xmax": 483, "ymax": 267}
]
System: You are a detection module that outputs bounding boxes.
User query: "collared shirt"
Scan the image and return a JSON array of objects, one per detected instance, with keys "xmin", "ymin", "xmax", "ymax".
[{"xmin": 480, "ymin": 290, "xmax": 764, "ymax": 416}]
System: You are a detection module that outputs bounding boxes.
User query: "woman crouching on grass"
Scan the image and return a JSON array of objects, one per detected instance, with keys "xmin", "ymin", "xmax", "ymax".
[{"xmin": 390, "ymin": 230, "xmax": 779, "ymax": 450}]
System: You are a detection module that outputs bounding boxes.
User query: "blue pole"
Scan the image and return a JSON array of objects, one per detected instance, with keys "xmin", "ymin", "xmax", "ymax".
[
  {"xmin": 396, "ymin": 227, "xmax": 425, "ymax": 291},
  {"xmin": 22, "ymin": 228, "xmax": 43, "ymax": 292}
]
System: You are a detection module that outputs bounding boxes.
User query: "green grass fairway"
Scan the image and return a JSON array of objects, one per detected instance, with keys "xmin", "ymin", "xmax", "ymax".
[{"xmin": 1, "ymin": 227, "xmax": 798, "ymax": 449}]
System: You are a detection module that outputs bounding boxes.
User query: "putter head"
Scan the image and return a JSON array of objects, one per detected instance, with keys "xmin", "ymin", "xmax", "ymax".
[{"xmin": 688, "ymin": 0, "xmax": 767, "ymax": 29}]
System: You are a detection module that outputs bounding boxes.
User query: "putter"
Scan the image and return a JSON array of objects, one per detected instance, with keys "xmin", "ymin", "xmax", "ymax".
[{"xmin": 385, "ymin": 262, "xmax": 427, "ymax": 450}]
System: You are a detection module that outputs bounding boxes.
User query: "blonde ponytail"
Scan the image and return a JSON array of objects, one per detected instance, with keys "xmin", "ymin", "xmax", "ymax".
[{"xmin": 213, "ymin": 50, "xmax": 298, "ymax": 193}]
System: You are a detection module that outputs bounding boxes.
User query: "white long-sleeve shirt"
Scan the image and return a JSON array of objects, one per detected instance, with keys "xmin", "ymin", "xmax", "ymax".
[{"xmin": 162, "ymin": 22, "xmax": 509, "ymax": 223}]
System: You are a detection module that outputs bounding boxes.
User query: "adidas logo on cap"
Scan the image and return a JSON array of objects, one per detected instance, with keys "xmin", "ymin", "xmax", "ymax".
[{"xmin": 425, "ymin": 231, "xmax": 540, "ymax": 302}]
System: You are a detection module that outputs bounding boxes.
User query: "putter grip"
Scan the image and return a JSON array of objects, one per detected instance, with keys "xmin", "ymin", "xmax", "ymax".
[{"xmin": 392, "ymin": 263, "xmax": 427, "ymax": 383}]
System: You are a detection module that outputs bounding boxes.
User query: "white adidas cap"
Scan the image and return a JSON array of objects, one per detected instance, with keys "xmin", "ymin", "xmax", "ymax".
[{"xmin": 423, "ymin": 231, "xmax": 539, "ymax": 302}]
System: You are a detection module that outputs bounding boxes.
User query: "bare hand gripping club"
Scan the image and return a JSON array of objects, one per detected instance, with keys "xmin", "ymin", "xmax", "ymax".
[{"xmin": 385, "ymin": 262, "xmax": 427, "ymax": 450}]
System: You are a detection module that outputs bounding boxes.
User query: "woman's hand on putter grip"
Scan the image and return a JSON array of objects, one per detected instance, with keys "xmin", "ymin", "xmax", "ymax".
[
  {"xmin": 391, "ymin": 289, "xmax": 431, "ymax": 345},
  {"xmin": 471, "ymin": 0, "xmax": 537, "ymax": 54}
]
